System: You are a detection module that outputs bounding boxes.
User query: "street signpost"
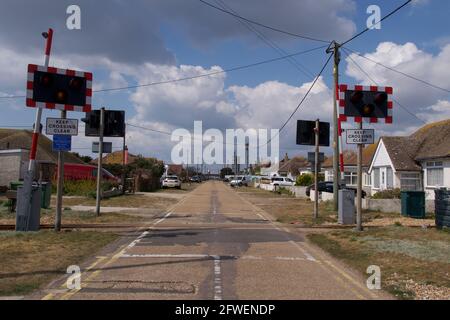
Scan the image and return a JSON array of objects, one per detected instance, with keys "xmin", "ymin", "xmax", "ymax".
[
  {"xmin": 92, "ymin": 141, "xmax": 112, "ymax": 154},
  {"xmin": 18, "ymin": 28, "xmax": 94, "ymax": 232},
  {"xmin": 52, "ymin": 134, "xmax": 72, "ymax": 152},
  {"xmin": 46, "ymin": 118, "xmax": 78, "ymax": 136},
  {"xmin": 297, "ymin": 119, "xmax": 329, "ymax": 219},
  {"xmin": 345, "ymin": 129, "xmax": 374, "ymax": 145},
  {"xmin": 339, "ymin": 84, "xmax": 393, "ymax": 231}
]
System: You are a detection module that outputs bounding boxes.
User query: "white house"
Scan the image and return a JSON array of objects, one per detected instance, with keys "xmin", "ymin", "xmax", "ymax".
[
  {"xmin": 368, "ymin": 119, "xmax": 450, "ymax": 199},
  {"xmin": 323, "ymin": 146, "xmax": 377, "ymax": 194}
]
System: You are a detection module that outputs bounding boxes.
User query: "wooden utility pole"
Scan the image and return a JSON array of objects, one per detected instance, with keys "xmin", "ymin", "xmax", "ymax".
[
  {"xmin": 327, "ymin": 41, "xmax": 341, "ymax": 211},
  {"xmin": 313, "ymin": 119, "xmax": 320, "ymax": 219}
]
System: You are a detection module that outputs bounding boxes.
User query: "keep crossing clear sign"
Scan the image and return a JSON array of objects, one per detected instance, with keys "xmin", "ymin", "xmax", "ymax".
[
  {"xmin": 46, "ymin": 118, "xmax": 78, "ymax": 136},
  {"xmin": 346, "ymin": 129, "xmax": 375, "ymax": 144}
]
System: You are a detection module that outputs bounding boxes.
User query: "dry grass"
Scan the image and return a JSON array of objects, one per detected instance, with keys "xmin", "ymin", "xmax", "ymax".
[
  {"xmin": 238, "ymin": 187, "xmax": 338, "ymax": 226},
  {"xmin": 0, "ymin": 207, "xmax": 148, "ymax": 225},
  {"xmin": 0, "ymin": 230, "xmax": 118, "ymax": 296},
  {"xmin": 54, "ymin": 193, "xmax": 174, "ymax": 209},
  {"xmin": 308, "ymin": 226, "xmax": 450, "ymax": 300}
]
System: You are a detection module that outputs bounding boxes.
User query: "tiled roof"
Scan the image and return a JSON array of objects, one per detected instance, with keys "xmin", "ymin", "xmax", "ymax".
[
  {"xmin": 0, "ymin": 129, "xmax": 84, "ymax": 164},
  {"xmin": 380, "ymin": 119, "xmax": 450, "ymax": 170}
]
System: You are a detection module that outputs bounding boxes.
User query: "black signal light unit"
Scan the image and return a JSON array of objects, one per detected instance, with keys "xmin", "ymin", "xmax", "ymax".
[
  {"xmin": 339, "ymin": 84, "xmax": 393, "ymax": 124},
  {"xmin": 26, "ymin": 64, "xmax": 92, "ymax": 112}
]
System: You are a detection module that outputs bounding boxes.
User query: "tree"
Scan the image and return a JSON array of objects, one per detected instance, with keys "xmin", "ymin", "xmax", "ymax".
[
  {"xmin": 220, "ymin": 167, "xmax": 234, "ymax": 179},
  {"xmin": 70, "ymin": 152, "xmax": 93, "ymax": 163}
]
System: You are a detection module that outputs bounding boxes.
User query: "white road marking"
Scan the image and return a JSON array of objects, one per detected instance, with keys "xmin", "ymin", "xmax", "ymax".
[
  {"xmin": 125, "ymin": 212, "xmax": 172, "ymax": 250},
  {"xmin": 212, "ymin": 255, "xmax": 222, "ymax": 300},
  {"xmin": 289, "ymin": 240, "xmax": 316, "ymax": 262},
  {"xmin": 121, "ymin": 253, "xmax": 211, "ymax": 258},
  {"xmin": 119, "ymin": 253, "xmax": 313, "ymax": 262}
]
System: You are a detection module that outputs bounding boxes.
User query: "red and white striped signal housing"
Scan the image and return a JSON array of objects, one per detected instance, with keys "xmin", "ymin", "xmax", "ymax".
[
  {"xmin": 26, "ymin": 64, "xmax": 92, "ymax": 112},
  {"xmin": 339, "ymin": 84, "xmax": 393, "ymax": 124}
]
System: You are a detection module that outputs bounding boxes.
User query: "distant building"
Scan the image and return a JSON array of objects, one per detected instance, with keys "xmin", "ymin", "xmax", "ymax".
[
  {"xmin": 0, "ymin": 129, "xmax": 83, "ymax": 187},
  {"xmin": 277, "ymin": 156, "xmax": 310, "ymax": 180},
  {"xmin": 322, "ymin": 144, "xmax": 378, "ymax": 194}
]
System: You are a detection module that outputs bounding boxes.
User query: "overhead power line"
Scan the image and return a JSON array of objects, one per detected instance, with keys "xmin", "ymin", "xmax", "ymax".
[
  {"xmin": 198, "ymin": 0, "xmax": 330, "ymax": 43},
  {"xmin": 213, "ymin": 0, "xmax": 322, "ymax": 86},
  {"xmin": 341, "ymin": 47, "xmax": 426, "ymax": 125},
  {"xmin": 341, "ymin": 0, "xmax": 413, "ymax": 46},
  {"xmin": 343, "ymin": 46, "xmax": 450, "ymax": 94},
  {"xmin": 259, "ymin": 53, "xmax": 333, "ymax": 148},
  {"xmin": 111, "ymin": 54, "xmax": 333, "ymax": 150},
  {"xmin": 0, "ymin": 45, "xmax": 326, "ymax": 99}
]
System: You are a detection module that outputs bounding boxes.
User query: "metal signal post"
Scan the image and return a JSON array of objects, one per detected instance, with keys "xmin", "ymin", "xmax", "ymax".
[{"xmin": 95, "ymin": 107, "xmax": 105, "ymax": 216}]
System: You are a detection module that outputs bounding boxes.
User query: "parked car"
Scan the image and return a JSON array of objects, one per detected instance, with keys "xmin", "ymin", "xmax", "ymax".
[
  {"xmin": 162, "ymin": 176, "xmax": 181, "ymax": 189},
  {"xmin": 230, "ymin": 176, "xmax": 249, "ymax": 187},
  {"xmin": 270, "ymin": 177, "xmax": 295, "ymax": 187},
  {"xmin": 189, "ymin": 176, "xmax": 201, "ymax": 183},
  {"xmin": 306, "ymin": 181, "xmax": 366, "ymax": 198}
]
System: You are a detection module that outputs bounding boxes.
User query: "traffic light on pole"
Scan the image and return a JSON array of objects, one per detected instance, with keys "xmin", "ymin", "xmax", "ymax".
[
  {"xmin": 81, "ymin": 111, "xmax": 100, "ymax": 136},
  {"xmin": 82, "ymin": 110, "xmax": 125, "ymax": 137}
]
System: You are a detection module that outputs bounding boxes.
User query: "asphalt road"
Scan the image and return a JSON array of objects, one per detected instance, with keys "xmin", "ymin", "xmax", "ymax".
[{"xmin": 40, "ymin": 181, "xmax": 389, "ymax": 300}]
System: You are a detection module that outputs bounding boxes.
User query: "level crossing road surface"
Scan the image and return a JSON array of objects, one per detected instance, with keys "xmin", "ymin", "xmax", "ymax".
[{"xmin": 39, "ymin": 181, "xmax": 390, "ymax": 300}]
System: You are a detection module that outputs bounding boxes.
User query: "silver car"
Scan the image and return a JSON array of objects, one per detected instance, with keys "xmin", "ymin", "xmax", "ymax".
[{"xmin": 162, "ymin": 176, "xmax": 181, "ymax": 189}]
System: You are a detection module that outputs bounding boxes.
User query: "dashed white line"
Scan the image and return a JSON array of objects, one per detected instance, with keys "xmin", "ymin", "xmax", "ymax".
[
  {"xmin": 212, "ymin": 255, "xmax": 222, "ymax": 300},
  {"xmin": 125, "ymin": 212, "xmax": 172, "ymax": 250}
]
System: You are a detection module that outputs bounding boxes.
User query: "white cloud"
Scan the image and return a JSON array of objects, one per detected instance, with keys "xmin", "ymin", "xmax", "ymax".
[
  {"xmin": 417, "ymin": 100, "xmax": 450, "ymax": 123},
  {"xmin": 344, "ymin": 42, "xmax": 450, "ymax": 135}
]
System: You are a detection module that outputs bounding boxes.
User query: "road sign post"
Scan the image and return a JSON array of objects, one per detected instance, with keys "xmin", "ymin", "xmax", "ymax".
[
  {"xmin": 16, "ymin": 29, "xmax": 53, "ymax": 232},
  {"xmin": 55, "ymin": 111, "xmax": 65, "ymax": 231},
  {"xmin": 95, "ymin": 107, "xmax": 105, "ymax": 217},
  {"xmin": 339, "ymin": 84, "xmax": 393, "ymax": 231}
]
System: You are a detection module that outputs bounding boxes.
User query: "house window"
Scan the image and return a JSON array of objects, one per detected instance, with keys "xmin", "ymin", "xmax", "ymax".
[
  {"xmin": 426, "ymin": 162, "xmax": 443, "ymax": 187},
  {"xmin": 387, "ymin": 167, "xmax": 393, "ymax": 189},
  {"xmin": 327, "ymin": 171, "xmax": 334, "ymax": 182},
  {"xmin": 343, "ymin": 172, "xmax": 357, "ymax": 186},
  {"xmin": 373, "ymin": 168, "xmax": 380, "ymax": 188},
  {"xmin": 400, "ymin": 173, "xmax": 421, "ymax": 191},
  {"xmin": 364, "ymin": 173, "xmax": 371, "ymax": 186},
  {"xmin": 381, "ymin": 171, "xmax": 385, "ymax": 185}
]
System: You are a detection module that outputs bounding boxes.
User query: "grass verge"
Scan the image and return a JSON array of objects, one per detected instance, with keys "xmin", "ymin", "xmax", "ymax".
[
  {"xmin": 308, "ymin": 226, "xmax": 450, "ymax": 299},
  {"xmin": 0, "ymin": 230, "xmax": 118, "ymax": 296}
]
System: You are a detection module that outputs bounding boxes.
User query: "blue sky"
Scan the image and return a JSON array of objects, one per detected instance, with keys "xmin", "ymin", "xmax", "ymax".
[{"xmin": 0, "ymin": 0, "xmax": 449, "ymax": 164}]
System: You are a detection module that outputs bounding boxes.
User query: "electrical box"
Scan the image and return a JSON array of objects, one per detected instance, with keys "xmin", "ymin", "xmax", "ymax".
[{"xmin": 338, "ymin": 189, "xmax": 355, "ymax": 225}]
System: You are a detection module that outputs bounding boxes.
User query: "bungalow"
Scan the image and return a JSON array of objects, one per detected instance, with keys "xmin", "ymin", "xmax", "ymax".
[
  {"xmin": 277, "ymin": 156, "xmax": 311, "ymax": 180},
  {"xmin": 323, "ymin": 144, "xmax": 377, "ymax": 193},
  {"xmin": 0, "ymin": 129, "xmax": 84, "ymax": 187},
  {"xmin": 368, "ymin": 119, "xmax": 450, "ymax": 199}
]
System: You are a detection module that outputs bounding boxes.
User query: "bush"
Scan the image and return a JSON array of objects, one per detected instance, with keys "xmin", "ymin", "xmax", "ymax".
[
  {"xmin": 296, "ymin": 174, "xmax": 313, "ymax": 186},
  {"xmin": 371, "ymin": 188, "xmax": 401, "ymax": 199},
  {"xmin": 296, "ymin": 173, "xmax": 324, "ymax": 186},
  {"xmin": 51, "ymin": 179, "xmax": 118, "ymax": 197}
]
